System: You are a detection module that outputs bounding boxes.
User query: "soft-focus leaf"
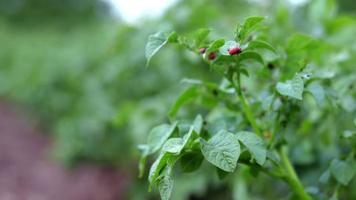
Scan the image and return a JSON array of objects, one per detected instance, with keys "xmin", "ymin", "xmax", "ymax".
[
  {"xmin": 330, "ymin": 159, "xmax": 356, "ymax": 186},
  {"xmin": 247, "ymin": 40, "xmax": 276, "ymax": 53},
  {"xmin": 146, "ymin": 32, "xmax": 170, "ymax": 66},
  {"xmin": 307, "ymin": 82, "xmax": 325, "ymax": 104},
  {"xmin": 276, "ymin": 74, "xmax": 304, "ymax": 100},
  {"xmin": 193, "ymin": 28, "xmax": 211, "ymax": 48},
  {"xmin": 169, "ymin": 86, "xmax": 198, "ymax": 119}
]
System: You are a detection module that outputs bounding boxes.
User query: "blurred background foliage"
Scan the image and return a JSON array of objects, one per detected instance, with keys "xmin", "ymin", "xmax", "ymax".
[{"xmin": 0, "ymin": 0, "xmax": 355, "ymax": 199}]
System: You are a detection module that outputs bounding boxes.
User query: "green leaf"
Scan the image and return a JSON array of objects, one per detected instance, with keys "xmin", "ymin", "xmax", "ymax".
[
  {"xmin": 330, "ymin": 159, "xmax": 356, "ymax": 186},
  {"xmin": 157, "ymin": 167, "xmax": 174, "ymax": 200},
  {"xmin": 182, "ymin": 126, "xmax": 196, "ymax": 147},
  {"xmin": 169, "ymin": 86, "xmax": 198, "ymax": 119},
  {"xmin": 146, "ymin": 31, "xmax": 177, "ymax": 66},
  {"xmin": 235, "ymin": 131, "xmax": 267, "ymax": 165},
  {"xmin": 162, "ymin": 138, "xmax": 184, "ymax": 154},
  {"xmin": 236, "ymin": 16, "xmax": 265, "ymax": 42},
  {"xmin": 219, "ymin": 40, "xmax": 239, "ymax": 56},
  {"xmin": 147, "ymin": 122, "xmax": 178, "ymax": 154},
  {"xmin": 207, "ymin": 39, "xmax": 225, "ymax": 53},
  {"xmin": 200, "ymin": 130, "xmax": 241, "ymax": 172},
  {"xmin": 193, "ymin": 114, "xmax": 204, "ymax": 134},
  {"xmin": 238, "ymin": 51, "xmax": 264, "ymax": 66},
  {"xmin": 276, "ymin": 74, "xmax": 304, "ymax": 100},
  {"xmin": 193, "ymin": 28, "xmax": 211, "ymax": 48},
  {"xmin": 240, "ymin": 68, "xmax": 249, "ymax": 77},
  {"xmin": 247, "ymin": 40, "xmax": 276, "ymax": 53},
  {"xmin": 180, "ymin": 152, "xmax": 204, "ymax": 173},
  {"xmin": 319, "ymin": 169, "xmax": 331, "ymax": 184},
  {"xmin": 287, "ymin": 34, "xmax": 313, "ymax": 52}
]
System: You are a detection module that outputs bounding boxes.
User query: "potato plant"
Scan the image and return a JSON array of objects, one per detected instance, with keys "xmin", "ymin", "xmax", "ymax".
[{"xmin": 139, "ymin": 16, "xmax": 356, "ymax": 200}]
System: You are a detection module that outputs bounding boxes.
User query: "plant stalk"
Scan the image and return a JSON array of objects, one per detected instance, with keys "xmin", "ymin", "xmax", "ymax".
[
  {"xmin": 279, "ymin": 147, "xmax": 311, "ymax": 200},
  {"xmin": 232, "ymin": 64, "xmax": 311, "ymax": 200},
  {"xmin": 234, "ymin": 66, "xmax": 262, "ymax": 136}
]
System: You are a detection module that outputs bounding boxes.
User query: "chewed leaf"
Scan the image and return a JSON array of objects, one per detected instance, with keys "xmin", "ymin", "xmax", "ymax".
[
  {"xmin": 201, "ymin": 130, "xmax": 240, "ymax": 172},
  {"xmin": 276, "ymin": 74, "xmax": 304, "ymax": 100}
]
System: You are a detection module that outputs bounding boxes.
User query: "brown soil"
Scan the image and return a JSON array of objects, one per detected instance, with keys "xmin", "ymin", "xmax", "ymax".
[{"xmin": 0, "ymin": 101, "xmax": 129, "ymax": 200}]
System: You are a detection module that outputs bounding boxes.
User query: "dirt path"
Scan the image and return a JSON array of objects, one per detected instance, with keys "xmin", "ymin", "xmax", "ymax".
[{"xmin": 0, "ymin": 101, "xmax": 129, "ymax": 200}]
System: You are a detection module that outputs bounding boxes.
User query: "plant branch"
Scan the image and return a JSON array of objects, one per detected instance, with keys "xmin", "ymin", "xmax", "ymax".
[{"xmin": 233, "ymin": 65, "xmax": 262, "ymax": 136}]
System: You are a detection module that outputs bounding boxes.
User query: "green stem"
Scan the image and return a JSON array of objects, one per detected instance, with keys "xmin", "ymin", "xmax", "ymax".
[
  {"xmin": 238, "ymin": 92, "xmax": 262, "ymax": 136},
  {"xmin": 231, "ymin": 64, "xmax": 310, "ymax": 199},
  {"xmin": 279, "ymin": 147, "xmax": 311, "ymax": 200},
  {"xmin": 233, "ymin": 63, "xmax": 311, "ymax": 200},
  {"xmin": 234, "ymin": 66, "xmax": 262, "ymax": 136}
]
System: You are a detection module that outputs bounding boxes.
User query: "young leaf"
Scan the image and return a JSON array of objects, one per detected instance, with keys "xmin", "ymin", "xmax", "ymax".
[
  {"xmin": 206, "ymin": 39, "xmax": 225, "ymax": 53},
  {"xmin": 169, "ymin": 86, "xmax": 198, "ymax": 119},
  {"xmin": 146, "ymin": 31, "xmax": 177, "ymax": 66},
  {"xmin": 193, "ymin": 28, "xmax": 211, "ymax": 48},
  {"xmin": 276, "ymin": 74, "xmax": 304, "ymax": 100},
  {"xmin": 200, "ymin": 130, "xmax": 241, "ymax": 172},
  {"xmin": 180, "ymin": 152, "xmax": 204, "ymax": 173},
  {"xmin": 147, "ymin": 122, "xmax": 178, "ymax": 154},
  {"xmin": 193, "ymin": 114, "xmax": 204, "ymax": 134},
  {"xmin": 236, "ymin": 16, "xmax": 264, "ymax": 42},
  {"xmin": 330, "ymin": 159, "xmax": 356, "ymax": 186},
  {"xmin": 235, "ymin": 131, "xmax": 267, "ymax": 165},
  {"xmin": 247, "ymin": 40, "xmax": 276, "ymax": 53}
]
